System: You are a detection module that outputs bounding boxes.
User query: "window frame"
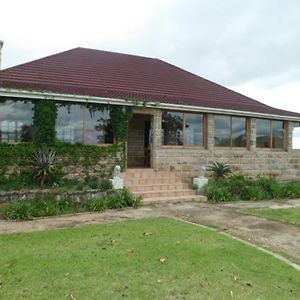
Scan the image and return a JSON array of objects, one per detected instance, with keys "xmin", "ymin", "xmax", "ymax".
[
  {"xmin": 161, "ymin": 111, "xmax": 207, "ymax": 149},
  {"xmin": 256, "ymin": 118, "xmax": 286, "ymax": 151},
  {"xmin": 214, "ymin": 115, "xmax": 249, "ymax": 150}
]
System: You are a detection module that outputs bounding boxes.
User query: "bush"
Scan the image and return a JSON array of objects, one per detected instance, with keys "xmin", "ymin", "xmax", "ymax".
[
  {"xmin": 98, "ymin": 178, "xmax": 113, "ymax": 191},
  {"xmin": 84, "ymin": 175, "xmax": 99, "ymax": 190},
  {"xmin": 204, "ymin": 175, "xmax": 300, "ymax": 202},
  {"xmin": 86, "ymin": 198, "xmax": 108, "ymax": 212},
  {"xmin": 6, "ymin": 201, "xmax": 33, "ymax": 220}
]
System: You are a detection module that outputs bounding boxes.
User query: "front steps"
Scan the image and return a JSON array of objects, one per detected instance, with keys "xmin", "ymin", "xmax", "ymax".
[{"xmin": 122, "ymin": 169, "xmax": 207, "ymax": 205}]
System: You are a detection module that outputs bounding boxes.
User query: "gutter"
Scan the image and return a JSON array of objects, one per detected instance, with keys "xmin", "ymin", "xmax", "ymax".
[{"xmin": 0, "ymin": 87, "xmax": 300, "ymax": 122}]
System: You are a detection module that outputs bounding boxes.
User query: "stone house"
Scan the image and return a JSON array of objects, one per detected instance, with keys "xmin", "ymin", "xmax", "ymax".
[{"xmin": 1, "ymin": 46, "xmax": 300, "ymax": 188}]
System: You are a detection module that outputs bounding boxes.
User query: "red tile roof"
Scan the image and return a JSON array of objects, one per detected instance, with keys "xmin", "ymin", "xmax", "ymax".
[{"xmin": 0, "ymin": 47, "xmax": 299, "ymax": 118}]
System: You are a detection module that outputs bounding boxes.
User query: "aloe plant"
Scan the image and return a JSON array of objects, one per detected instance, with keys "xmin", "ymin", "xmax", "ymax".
[
  {"xmin": 208, "ymin": 162, "xmax": 232, "ymax": 180},
  {"xmin": 31, "ymin": 145, "xmax": 57, "ymax": 186}
]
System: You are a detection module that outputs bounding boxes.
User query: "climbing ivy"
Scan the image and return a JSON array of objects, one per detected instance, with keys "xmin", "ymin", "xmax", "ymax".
[
  {"xmin": 110, "ymin": 106, "xmax": 133, "ymax": 142},
  {"xmin": 33, "ymin": 100, "xmax": 57, "ymax": 145}
]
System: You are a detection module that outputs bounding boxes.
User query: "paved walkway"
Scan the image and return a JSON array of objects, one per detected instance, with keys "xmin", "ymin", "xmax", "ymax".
[{"xmin": 1, "ymin": 199, "xmax": 300, "ymax": 266}]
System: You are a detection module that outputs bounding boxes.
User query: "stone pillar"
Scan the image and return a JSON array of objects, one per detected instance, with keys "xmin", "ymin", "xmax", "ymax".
[
  {"xmin": 287, "ymin": 121, "xmax": 294, "ymax": 151},
  {"xmin": 249, "ymin": 118, "xmax": 256, "ymax": 151},
  {"xmin": 152, "ymin": 109, "xmax": 162, "ymax": 170},
  {"xmin": 207, "ymin": 114, "xmax": 214, "ymax": 151}
]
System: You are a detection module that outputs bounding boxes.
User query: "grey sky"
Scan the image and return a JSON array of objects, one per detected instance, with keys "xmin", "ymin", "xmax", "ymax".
[{"xmin": 1, "ymin": 0, "xmax": 300, "ymax": 112}]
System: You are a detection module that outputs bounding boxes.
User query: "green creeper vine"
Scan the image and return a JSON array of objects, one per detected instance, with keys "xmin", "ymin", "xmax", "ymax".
[
  {"xmin": 110, "ymin": 106, "xmax": 133, "ymax": 142},
  {"xmin": 33, "ymin": 100, "xmax": 57, "ymax": 145}
]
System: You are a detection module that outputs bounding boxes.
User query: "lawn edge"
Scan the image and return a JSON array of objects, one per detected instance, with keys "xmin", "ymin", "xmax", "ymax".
[{"xmin": 171, "ymin": 216, "xmax": 300, "ymax": 272}]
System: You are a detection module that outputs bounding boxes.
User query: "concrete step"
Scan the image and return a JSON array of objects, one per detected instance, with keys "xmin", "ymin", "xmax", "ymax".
[
  {"xmin": 121, "ymin": 170, "xmax": 176, "ymax": 179},
  {"xmin": 132, "ymin": 189, "xmax": 196, "ymax": 199},
  {"xmin": 141, "ymin": 195, "xmax": 207, "ymax": 206},
  {"xmin": 127, "ymin": 183, "xmax": 189, "ymax": 192},
  {"xmin": 125, "ymin": 177, "xmax": 181, "ymax": 185}
]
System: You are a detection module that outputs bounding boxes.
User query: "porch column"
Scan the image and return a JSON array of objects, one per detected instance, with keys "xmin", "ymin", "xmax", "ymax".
[
  {"xmin": 207, "ymin": 114, "xmax": 214, "ymax": 151},
  {"xmin": 152, "ymin": 109, "xmax": 162, "ymax": 170},
  {"xmin": 287, "ymin": 121, "xmax": 294, "ymax": 151},
  {"xmin": 249, "ymin": 118, "xmax": 256, "ymax": 151}
]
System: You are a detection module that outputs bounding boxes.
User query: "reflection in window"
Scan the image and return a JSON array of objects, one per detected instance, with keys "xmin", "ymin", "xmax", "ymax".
[
  {"xmin": 232, "ymin": 117, "xmax": 247, "ymax": 147},
  {"xmin": 185, "ymin": 114, "xmax": 204, "ymax": 146},
  {"xmin": 256, "ymin": 119, "xmax": 270, "ymax": 148},
  {"xmin": 56, "ymin": 105, "xmax": 84, "ymax": 144},
  {"xmin": 162, "ymin": 112, "xmax": 183, "ymax": 145},
  {"xmin": 0, "ymin": 100, "xmax": 34, "ymax": 143},
  {"xmin": 214, "ymin": 115, "xmax": 230, "ymax": 146},
  {"xmin": 214, "ymin": 115, "xmax": 247, "ymax": 148},
  {"xmin": 272, "ymin": 121, "xmax": 284, "ymax": 149},
  {"xmin": 256, "ymin": 119, "xmax": 284, "ymax": 149},
  {"xmin": 86, "ymin": 109, "xmax": 113, "ymax": 144}
]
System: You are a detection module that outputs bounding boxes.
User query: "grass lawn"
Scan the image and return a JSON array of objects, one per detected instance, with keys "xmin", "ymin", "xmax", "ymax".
[
  {"xmin": 0, "ymin": 217, "xmax": 299, "ymax": 299},
  {"xmin": 245, "ymin": 207, "xmax": 300, "ymax": 227}
]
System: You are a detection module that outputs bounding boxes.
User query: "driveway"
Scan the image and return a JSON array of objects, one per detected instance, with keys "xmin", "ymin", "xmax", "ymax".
[{"xmin": 1, "ymin": 199, "xmax": 300, "ymax": 267}]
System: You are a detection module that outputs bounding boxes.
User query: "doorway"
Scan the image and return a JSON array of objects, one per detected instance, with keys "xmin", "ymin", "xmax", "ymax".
[{"xmin": 127, "ymin": 114, "xmax": 152, "ymax": 168}]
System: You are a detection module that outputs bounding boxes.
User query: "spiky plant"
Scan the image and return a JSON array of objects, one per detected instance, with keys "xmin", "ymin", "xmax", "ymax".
[
  {"xmin": 208, "ymin": 162, "xmax": 232, "ymax": 180},
  {"xmin": 31, "ymin": 144, "xmax": 57, "ymax": 186}
]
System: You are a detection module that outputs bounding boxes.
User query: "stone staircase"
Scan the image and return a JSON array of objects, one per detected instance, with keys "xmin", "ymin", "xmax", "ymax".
[{"xmin": 122, "ymin": 168, "xmax": 207, "ymax": 205}]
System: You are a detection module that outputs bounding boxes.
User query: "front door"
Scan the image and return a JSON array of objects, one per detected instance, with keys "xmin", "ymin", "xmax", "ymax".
[{"xmin": 127, "ymin": 114, "xmax": 152, "ymax": 168}]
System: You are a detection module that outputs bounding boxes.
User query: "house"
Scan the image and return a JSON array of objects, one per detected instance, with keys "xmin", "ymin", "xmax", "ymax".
[{"xmin": 1, "ymin": 46, "xmax": 300, "ymax": 188}]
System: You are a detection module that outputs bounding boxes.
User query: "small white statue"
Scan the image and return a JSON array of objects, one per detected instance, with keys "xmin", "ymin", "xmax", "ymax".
[
  {"xmin": 113, "ymin": 165, "xmax": 121, "ymax": 178},
  {"xmin": 111, "ymin": 165, "xmax": 123, "ymax": 190},
  {"xmin": 198, "ymin": 165, "xmax": 206, "ymax": 179}
]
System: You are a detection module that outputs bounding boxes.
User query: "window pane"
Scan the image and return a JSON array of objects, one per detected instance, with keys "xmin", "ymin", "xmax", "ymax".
[
  {"xmin": 185, "ymin": 114, "xmax": 204, "ymax": 146},
  {"xmin": 0, "ymin": 99, "xmax": 34, "ymax": 143},
  {"xmin": 86, "ymin": 109, "xmax": 113, "ymax": 144},
  {"xmin": 214, "ymin": 115, "xmax": 230, "ymax": 147},
  {"xmin": 56, "ymin": 105, "xmax": 84, "ymax": 144},
  {"xmin": 162, "ymin": 112, "xmax": 183, "ymax": 145},
  {"xmin": 272, "ymin": 121, "xmax": 284, "ymax": 149},
  {"xmin": 232, "ymin": 117, "xmax": 247, "ymax": 147},
  {"xmin": 256, "ymin": 119, "xmax": 270, "ymax": 148}
]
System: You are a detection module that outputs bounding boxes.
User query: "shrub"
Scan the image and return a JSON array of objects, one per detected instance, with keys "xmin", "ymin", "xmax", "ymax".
[
  {"xmin": 86, "ymin": 198, "xmax": 108, "ymax": 212},
  {"xmin": 98, "ymin": 178, "xmax": 113, "ymax": 191},
  {"xmin": 208, "ymin": 162, "xmax": 232, "ymax": 180},
  {"xmin": 6, "ymin": 201, "xmax": 33, "ymax": 220},
  {"xmin": 204, "ymin": 175, "xmax": 299, "ymax": 202},
  {"xmin": 84, "ymin": 175, "xmax": 99, "ymax": 190}
]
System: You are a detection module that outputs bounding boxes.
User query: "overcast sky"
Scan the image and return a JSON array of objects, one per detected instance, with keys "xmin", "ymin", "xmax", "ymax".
[{"xmin": 1, "ymin": 0, "xmax": 300, "ymax": 113}]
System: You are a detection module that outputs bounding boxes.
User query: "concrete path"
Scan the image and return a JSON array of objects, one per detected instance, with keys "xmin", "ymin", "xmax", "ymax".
[{"xmin": 1, "ymin": 199, "xmax": 300, "ymax": 267}]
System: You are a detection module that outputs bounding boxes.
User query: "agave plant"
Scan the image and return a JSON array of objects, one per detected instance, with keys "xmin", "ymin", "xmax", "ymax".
[
  {"xmin": 31, "ymin": 145, "xmax": 57, "ymax": 186},
  {"xmin": 208, "ymin": 162, "xmax": 232, "ymax": 180}
]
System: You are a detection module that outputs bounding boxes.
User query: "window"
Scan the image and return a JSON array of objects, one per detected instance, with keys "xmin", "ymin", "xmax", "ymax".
[
  {"xmin": 292, "ymin": 122, "xmax": 300, "ymax": 149},
  {"xmin": 56, "ymin": 104, "xmax": 113, "ymax": 144},
  {"xmin": 162, "ymin": 111, "xmax": 204, "ymax": 146},
  {"xmin": 256, "ymin": 119, "xmax": 284, "ymax": 149},
  {"xmin": 214, "ymin": 115, "xmax": 247, "ymax": 148},
  {"xmin": 85, "ymin": 109, "xmax": 113, "ymax": 144},
  {"xmin": 0, "ymin": 99, "xmax": 34, "ymax": 143}
]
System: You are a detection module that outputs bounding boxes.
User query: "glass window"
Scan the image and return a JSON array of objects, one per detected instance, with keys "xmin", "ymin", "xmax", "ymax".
[
  {"xmin": 214, "ymin": 115, "xmax": 230, "ymax": 147},
  {"xmin": 185, "ymin": 114, "xmax": 204, "ymax": 146},
  {"xmin": 256, "ymin": 119, "xmax": 271, "ymax": 148},
  {"xmin": 256, "ymin": 119, "xmax": 285, "ymax": 149},
  {"xmin": 0, "ymin": 100, "xmax": 34, "ymax": 143},
  {"xmin": 272, "ymin": 121, "xmax": 284, "ymax": 149},
  {"xmin": 162, "ymin": 112, "xmax": 183, "ymax": 145},
  {"xmin": 292, "ymin": 122, "xmax": 300, "ymax": 149},
  {"xmin": 86, "ymin": 109, "xmax": 113, "ymax": 144},
  {"xmin": 56, "ymin": 105, "xmax": 84, "ymax": 144},
  {"xmin": 232, "ymin": 117, "xmax": 247, "ymax": 147}
]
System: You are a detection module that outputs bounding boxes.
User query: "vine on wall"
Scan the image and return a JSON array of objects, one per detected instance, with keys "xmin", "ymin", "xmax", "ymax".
[
  {"xmin": 33, "ymin": 100, "xmax": 58, "ymax": 145},
  {"xmin": 110, "ymin": 106, "xmax": 133, "ymax": 142}
]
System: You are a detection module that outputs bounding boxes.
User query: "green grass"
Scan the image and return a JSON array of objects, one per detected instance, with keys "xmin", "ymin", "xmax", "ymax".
[
  {"xmin": 0, "ymin": 217, "xmax": 299, "ymax": 299},
  {"xmin": 245, "ymin": 207, "xmax": 300, "ymax": 227}
]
